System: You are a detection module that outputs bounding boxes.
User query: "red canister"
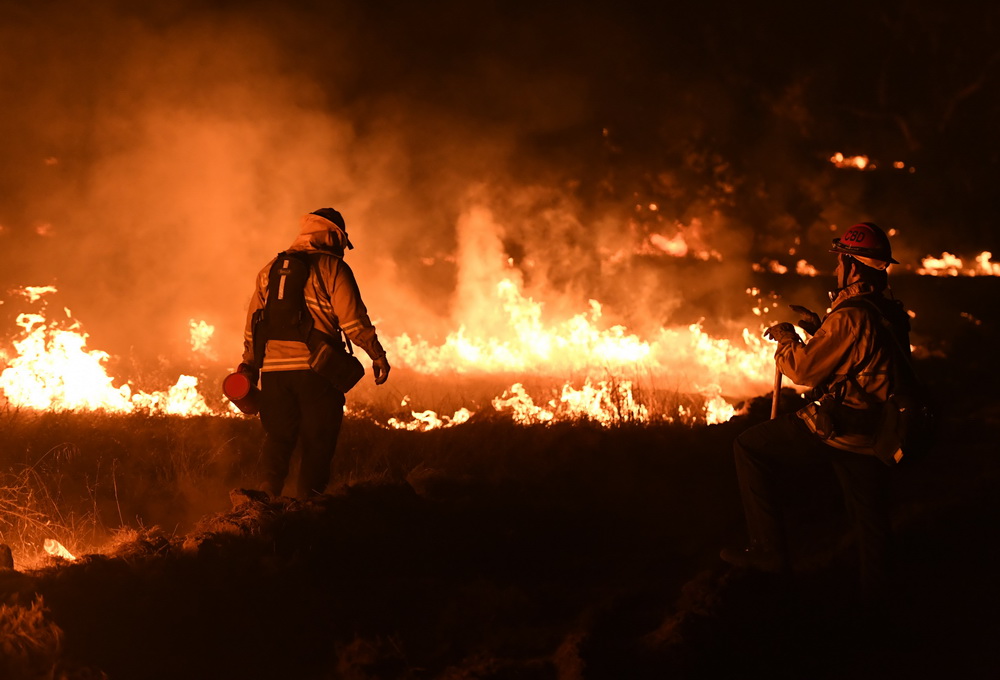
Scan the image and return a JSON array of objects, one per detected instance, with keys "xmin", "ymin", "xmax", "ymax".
[{"xmin": 222, "ymin": 371, "xmax": 260, "ymax": 415}]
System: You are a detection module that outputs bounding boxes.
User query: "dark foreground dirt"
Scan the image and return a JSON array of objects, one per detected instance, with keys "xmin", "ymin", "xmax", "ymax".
[{"xmin": 1, "ymin": 387, "xmax": 999, "ymax": 679}]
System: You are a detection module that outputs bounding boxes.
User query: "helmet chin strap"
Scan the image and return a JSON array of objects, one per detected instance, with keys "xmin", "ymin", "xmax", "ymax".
[{"xmin": 829, "ymin": 255, "xmax": 856, "ymax": 300}]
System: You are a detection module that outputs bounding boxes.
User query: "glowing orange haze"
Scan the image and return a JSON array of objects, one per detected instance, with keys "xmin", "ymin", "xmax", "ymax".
[
  {"xmin": 0, "ymin": 207, "xmax": 781, "ymax": 427},
  {"xmin": 2, "ymin": 204, "xmax": 987, "ymax": 429}
]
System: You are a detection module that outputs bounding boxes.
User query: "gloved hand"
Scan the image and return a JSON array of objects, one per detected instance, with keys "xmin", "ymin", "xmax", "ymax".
[
  {"xmin": 372, "ymin": 355, "xmax": 391, "ymax": 385},
  {"xmin": 789, "ymin": 304, "xmax": 822, "ymax": 335},
  {"xmin": 236, "ymin": 362, "xmax": 259, "ymax": 384},
  {"xmin": 764, "ymin": 322, "xmax": 800, "ymax": 346}
]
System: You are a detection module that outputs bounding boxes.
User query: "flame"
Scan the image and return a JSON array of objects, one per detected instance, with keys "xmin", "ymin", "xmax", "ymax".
[
  {"xmin": 0, "ymin": 289, "xmax": 214, "ymax": 415},
  {"xmin": 2, "ymin": 205, "xmax": 782, "ymax": 428},
  {"xmin": 974, "ymin": 252, "xmax": 1000, "ymax": 275},
  {"xmin": 189, "ymin": 319, "xmax": 216, "ymax": 359},
  {"xmin": 129, "ymin": 374, "xmax": 214, "ymax": 416},
  {"xmin": 491, "ymin": 380, "xmax": 649, "ymax": 426},
  {"xmin": 393, "ymin": 282, "xmax": 650, "ymax": 373},
  {"xmin": 391, "ymin": 292, "xmax": 772, "ymax": 426},
  {"xmin": 384, "ymin": 206, "xmax": 777, "ymax": 426},
  {"xmin": 388, "ymin": 407, "xmax": 473, "ymax": 431},
  {"xmin": 917, "ymin": 251, "xmax": 1000, "ymax": 276},
  {"xmin": 43, "ymin": 538, "xmax": 76, "ymax": 561},
  {"xmin": 21, "ymin": 286, "xmax": 58, "ymax": 303},
  {"xmin": 390, "ymin": 279, "xmax": 772, "ymax": 397},
  {"xmin": 702, "ymin": 384, "xmax": 740, "ymax": 425}
]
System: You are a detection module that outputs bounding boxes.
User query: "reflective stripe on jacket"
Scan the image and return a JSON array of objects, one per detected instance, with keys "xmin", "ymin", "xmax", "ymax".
[
  {"xmin": 242, "ymin": 213, "xmax": 386, "ymax": 373},
  {"xmin": 776, "ymin": 282, "xmax": 908, "ymax": 454}
]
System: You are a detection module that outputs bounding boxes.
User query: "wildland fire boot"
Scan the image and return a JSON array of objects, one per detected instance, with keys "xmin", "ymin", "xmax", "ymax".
[{"xmin": 719, "ymin": 543, "xmax": 791, "ymax": 576}]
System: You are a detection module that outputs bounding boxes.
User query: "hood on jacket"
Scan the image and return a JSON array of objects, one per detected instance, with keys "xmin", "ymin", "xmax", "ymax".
[{"xmin": 288, "ymin": 212, "xmax": 353, "ymax": 255}]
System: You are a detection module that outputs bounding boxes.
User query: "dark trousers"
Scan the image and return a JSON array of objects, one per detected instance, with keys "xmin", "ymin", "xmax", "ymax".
[
  {"xmin": 734, "ymin": 413, "xmax": 892, "ymax": 596},
  {"xmin": 258, "ymin": 370, "xmax": 345, "ymax": 498}
]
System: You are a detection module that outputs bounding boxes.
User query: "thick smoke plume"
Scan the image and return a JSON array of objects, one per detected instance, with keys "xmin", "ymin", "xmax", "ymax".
[{"xmin": 1, "ymin": 1, "xmax": 997, "ymax": 379}]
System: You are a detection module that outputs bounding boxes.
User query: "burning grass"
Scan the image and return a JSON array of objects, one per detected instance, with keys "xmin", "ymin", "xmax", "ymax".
[{"xmin": 0, "ymin": 278, "xmax": 777, "ymax": 431}]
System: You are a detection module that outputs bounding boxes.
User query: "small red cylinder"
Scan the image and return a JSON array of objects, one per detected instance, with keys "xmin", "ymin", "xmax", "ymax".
[{"xmin": 222, "ymin": 371, "xmax": 260, "ymax": 415}]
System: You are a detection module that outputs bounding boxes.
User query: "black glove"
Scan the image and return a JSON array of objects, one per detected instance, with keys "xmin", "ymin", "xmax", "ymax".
[
  {"xmin": 764, "ymin": 322, "xmax": 799, "ymax": 346},
  {"xmin": 236, "ymin": 362, "xmax": 259, "ymax": 384},
  {"xmin": 372, "ymin": 355, "xmax": 391, "ymax": 385},
  {"xmin": 789, "ymin": 304, "xmax": 822, "ymax": 335}
]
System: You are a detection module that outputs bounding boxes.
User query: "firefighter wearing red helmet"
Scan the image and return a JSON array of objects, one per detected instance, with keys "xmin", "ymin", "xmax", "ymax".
[
  {"xmin": 829, "ymin": 221, "xmax": 899, "ymax": 270},
  {"xmin": 722, "ymin": 222, "xmax": 912, "ymax": 604}
]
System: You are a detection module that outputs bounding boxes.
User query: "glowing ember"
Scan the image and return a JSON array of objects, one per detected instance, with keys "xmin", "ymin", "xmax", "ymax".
[
  {"xmin": 795, "ymin": 260, "xmax": 819, "ymax": 276},
  {"xmin": 0, "ymin": 289, "xmax": 214, "ymax": 415},
  {"xmin": 43, "ymin": 538, "xmax": 76, "ymax": 561},
  {"xmin": 643, "ymin": 231, "xmax": 721, "ymax": 261},
  {"xmin": 649, "ymin": 232, "xmax": 691, "ymax": 257},
  {"xmin": 830, "ymin": 152, "xmax": 872, "ymax": 170},
  {"xmin": 753, "ymin": 260, "xmax": 788, "ymax": 274},
  {"xmin": 751, "ymin": 259, "xmax": 820, "ymax": 277},
  {"xmin": 917, "ymin": 251, "xmax": 1000, "ymax": 276}
]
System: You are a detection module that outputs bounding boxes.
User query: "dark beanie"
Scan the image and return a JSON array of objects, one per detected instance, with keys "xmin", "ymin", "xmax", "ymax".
[{"xmin": 310, "ymin": 208, "xmax": 346, "ymax": 231}]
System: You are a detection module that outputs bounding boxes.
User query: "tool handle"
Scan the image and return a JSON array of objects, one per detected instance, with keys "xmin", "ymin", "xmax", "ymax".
[{"xmin": 771, "ymin": 365, "xmax": 783, "ymax": 420}]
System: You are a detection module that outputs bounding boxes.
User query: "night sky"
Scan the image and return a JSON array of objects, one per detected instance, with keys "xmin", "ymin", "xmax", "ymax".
[{"xmin": 1, "ymin": 0, "xmax": 998, "ymax": 363}]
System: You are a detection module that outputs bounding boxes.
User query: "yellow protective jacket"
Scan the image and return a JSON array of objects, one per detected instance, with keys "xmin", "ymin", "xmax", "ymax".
[
  {"xmin": 776, "ymin": 281, "xmax": 910, "ymax": 455},
  {"xmin": 242, "ymin": 213, "xmax": 386, "ymax": 373}
]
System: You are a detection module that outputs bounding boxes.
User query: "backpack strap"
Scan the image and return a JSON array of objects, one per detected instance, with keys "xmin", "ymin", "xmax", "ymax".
[
  {"xmin": 301, "ymin": 251, "xmax": 355, "ymax": 357},
  {"xmin": 841, "ymin": 295, "xmax": 919, "ymax": 401}
]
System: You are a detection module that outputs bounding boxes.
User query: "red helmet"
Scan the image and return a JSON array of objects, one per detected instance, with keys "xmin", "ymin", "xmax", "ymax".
[{"xmin": 829, "ymin": 222, "xmax": 899, "ymax": 269}]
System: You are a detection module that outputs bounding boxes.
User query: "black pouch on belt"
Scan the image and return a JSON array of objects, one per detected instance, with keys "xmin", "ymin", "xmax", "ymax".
[{"xmin": 308, "ymin": 334, "xmax": 365, "ymax": 393}]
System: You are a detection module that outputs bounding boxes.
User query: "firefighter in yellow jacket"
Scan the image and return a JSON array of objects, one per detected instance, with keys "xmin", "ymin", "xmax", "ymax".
[
  {"xmin": 238, "ymin": 208, "xmax": 390, "ymax": 498},
  {"xmin": 722, "ymin": 222, "xmax": 911, "ymax": 599}
]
